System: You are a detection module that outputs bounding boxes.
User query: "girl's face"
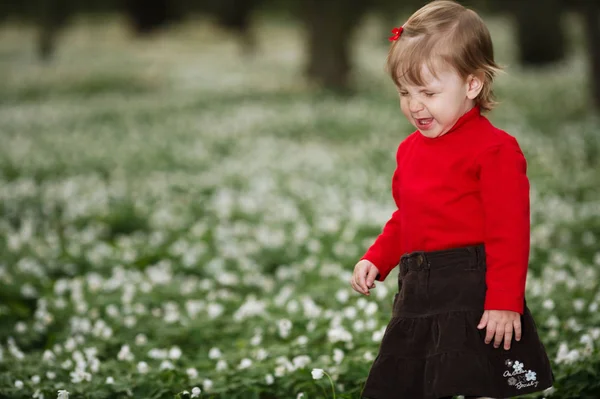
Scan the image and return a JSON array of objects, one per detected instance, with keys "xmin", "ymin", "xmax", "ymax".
[{"xmin": 397, "ymin": 64, "xmax": 483, "ymax": 138}]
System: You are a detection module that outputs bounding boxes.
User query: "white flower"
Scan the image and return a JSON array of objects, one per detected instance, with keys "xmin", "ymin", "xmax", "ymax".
[
  {"xmin": 31, "ymin": 375, "xmax": 41, "ymax": 384},
  {"xmin": 542, "ymin": 299, "xmax": 555, "ymax": 310},
  {"xmin": 137, "ymin": 361, "xmax": 149, "ymax": 374},
  {"xmin": 335, "ymin": 289, "xmax": 349, "ymax": 303},
  {"xmin": 106, "ymin": 376, "xmax": 115, "ymax": 384},
  {"xmin": 216, "ymin": 359, "xmax": 227, "ymax": 371},
  {"xmin": 46, "ymin": 372, "xmax": 56, "ymax": 380},
  {"xmin": 255, "ymin": 348, "xmax": 268, "ymax": 361},
  {"xmin": 292, "ymin": 355, "xmax": 311, "ymax": 370},
  {"xmin": 333, "ymin": 348, "xmax": 344, "ymax": 364},
  {"xmin": 70, "ymin": 368, "xmax": 92, "ymax": 383},
  {"xmin": 526, "ymin": 370, "xmax": 537, "ymax": 381},
  {"xmin": 160, "ymin": 360, "xmax": 175, "ymax": 370},
  {"xmin": 363, "ymin": 351, "xmax": 375, "ymax": 362},
  {"xmin": 117, "ymin": 345, "xmax": 134, "ymax": 361},
  {"xmin": 265, "ymin": 374, "xmax": 274, "ymax": 385},
  {"xmin": 186, "ymin": 368, "xmax": 198, "ymax": 379},
  {"xmin": 274, "ymin": 365, "xmax": 286, "ymax": 377},
  {"xmin": 208, "ymin": 347, "xmax": 222, "ymax": 359},
  {"xmin": 135, "ymin": 334, "xmax": 147, "ymax": 346},
  {"xmin": 57, "ymin": 390, "xmax": 69, "ymax": 399},
  {"xmin": 364, "ymin": 302, "xmax": 378, "ymax": 316},
  {"xmin": 33, "ymin": 388, "xmax": 44, "ymax": 399},
  {"xmin": 297, "ymin": 393, "xmax": 305, "ymax": 399},
  {"xmin": 296, "ymin": 336, "xmax": 308, "ymax": 346},
  {"xmin": 238, "ymin": 358, "xmax": 253, "ymax": 369},
  {"xmin": 250, "ymin": 334, "xmax": 262, "ymax": 346},
  {"xmin": 513, "ymin": 361, "xmax": 524, "ymax": 372},
  {"xmin": 15, "ymin": 380, "xmax": 23, "ymax": 389},
  {"xmin": 169, "ymin": 346, "xmax": 182, "ymax": 360},
  {"xmin": 203, "ymin": 379, "xmax": 213, "ymax": 391},
  {"xmin": 278, "ymin": 319, "xmax": 293, "ymax": 338},
  {"xmin": 43, "ymin": 350, "xmax": 56, "ymax": 363},
  {"xmin": 311, "ymin": 368, "xmax": 324, "ymax": 380},
  {"xmin": 191, "ymin": 387, "xmax": 201, "ymax": 397}
]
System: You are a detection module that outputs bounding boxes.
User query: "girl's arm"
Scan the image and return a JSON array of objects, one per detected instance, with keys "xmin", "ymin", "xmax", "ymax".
[
  {"xmin": 360, "ymin": 167, "xmax": 403, "ymax": 282},
  {"xmin": 478, "ymin": 137, "xmax": 530, "ymax": 314}
]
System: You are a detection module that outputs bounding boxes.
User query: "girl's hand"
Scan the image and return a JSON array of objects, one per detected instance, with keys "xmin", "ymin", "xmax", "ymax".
[
  {"xmin": 350, "ymin": 260, "xmax": 380, "ymax": 296},
  {"xmin": 477, "ymin": 310, "xmax": 522, "ymax": 350}
]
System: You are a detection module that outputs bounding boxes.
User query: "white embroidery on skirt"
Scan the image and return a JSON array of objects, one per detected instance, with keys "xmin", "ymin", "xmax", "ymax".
[{"xmin": 503, "ymin": 359, "xmax": 539, "ymax": 390}]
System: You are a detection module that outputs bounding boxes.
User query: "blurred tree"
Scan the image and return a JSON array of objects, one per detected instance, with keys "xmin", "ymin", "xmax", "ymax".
[
  {"xmin": 510, "ymin": 0, "xmax": 566, "ymax": 66},
  {"xmin": 36, "ymin": 0, "xmax": 71, "ymax": 61},
  {"xmin": 124, "ymin": 0, "xmax": 182, "ymax": 35},
  {"xmin": 582, "ymin": 0, "xmax": 600, "ymax": 111},
  {"xmin": 301, "ymin": 0, "xmax": 369, "ymax": 92},
  {"xmin": 202, "ymin": 0, "xmax": 262, "ymax": 56}
]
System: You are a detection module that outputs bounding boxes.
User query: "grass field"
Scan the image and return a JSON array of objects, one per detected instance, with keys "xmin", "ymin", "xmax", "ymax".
[{"xmin": 0, "ymin": 12, "xmax": 599, "ymax": 399}]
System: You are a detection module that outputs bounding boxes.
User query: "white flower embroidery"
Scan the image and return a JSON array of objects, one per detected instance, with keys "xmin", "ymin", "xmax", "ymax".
[
  {"xmin": 513, "ymin": 361, "xmax": 524, "ymax": 373},
  {"xmin": 526, "ymin": 370, "xmax": 537, "ymax": 381}
]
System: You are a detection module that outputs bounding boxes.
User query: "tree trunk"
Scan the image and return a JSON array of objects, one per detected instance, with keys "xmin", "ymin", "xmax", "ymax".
[
  {"xmin": 513, "ymin": 0, "xmax": 566, "ymax": 66},
  {"xmin": 124, "ymin": 0, "xmax": 178, "ymax": 35},
  {"xmin": 301, "ymin": 0, "xmax": 369, "ymax": 92},
  {"xmin": 583, "ymin": 0, "xmax": 600, "ymax": 111},
  {"xmin": 36, "ymin": 0, "xmax": 70, "ymax": 61}
]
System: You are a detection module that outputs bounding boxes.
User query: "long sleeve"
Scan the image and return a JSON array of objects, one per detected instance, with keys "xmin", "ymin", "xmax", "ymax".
[
  {"xmin": 478, "ymin": 139, "xmax": 530, "ymax": 314},
  {"xmin": 361, "ymin": 167, "xmax": 404, "ymax": 281}
]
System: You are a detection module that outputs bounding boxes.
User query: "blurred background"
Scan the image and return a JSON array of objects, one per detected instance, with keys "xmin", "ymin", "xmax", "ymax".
[{"xmin": 0, "ymin": 1, "xmax": 599, "ymax": 398}]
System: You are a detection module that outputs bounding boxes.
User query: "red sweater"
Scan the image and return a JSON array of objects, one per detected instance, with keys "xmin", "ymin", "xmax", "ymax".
[{"xmin": 362, "ymin": 106, "xmax": 530, "ymax": 314}]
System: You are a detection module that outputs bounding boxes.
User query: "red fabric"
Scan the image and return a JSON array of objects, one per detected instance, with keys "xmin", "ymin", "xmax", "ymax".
[{"xmin": 362, "ymin": 106, "xmax": 530, "ymax": 314}]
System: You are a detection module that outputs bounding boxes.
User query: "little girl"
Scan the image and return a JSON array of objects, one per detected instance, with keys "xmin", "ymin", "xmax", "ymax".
[{"xmin": 350, "ymin": 1, "xmax": 555, "ymax": 398}]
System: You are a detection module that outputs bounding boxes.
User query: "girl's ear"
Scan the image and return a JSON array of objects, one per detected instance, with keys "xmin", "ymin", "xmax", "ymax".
[{"xmin": 466, "ymin": 73, "xmax": 484, "ymax": 100}]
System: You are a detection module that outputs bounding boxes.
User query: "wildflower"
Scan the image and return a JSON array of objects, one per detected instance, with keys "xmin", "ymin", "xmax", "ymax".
[
  {"xmin": 137, "ymin": 361, "xmax": 149, "ymax": 374},
  {"xmin": 238, "ymin": 358, "xmax": 252, "ymax": 369},
  {"xmin": 106, "ymin": 376, "xmax": 115, "ymax": 384},
  {"xmin": 169, "ymin": 346, "xmax": 182, "ymax": 360},
  {"xmin": 215, "ymin": 359, "xmax": 227, "ymax": 371},
  {"xmin": 208, "ymin": 347, "xmax": 221, "ymax": 359},
  {"xmin": 186, "ymin": 368, "xmax": 198, "ymax": 379},
  {"xmin": 15, "ymin": 380, "xmax": 23, "ymax": 389},
  {"xmin": 311, "ymin": 368, "xmax": 324, "ymax": 380},
  {"xmin": 191, "ymin": 387, "xmax": 201, "ymax": 398},
  {"xmin": 265, "ymin": 374, "xmax": 274, "ymax": 385},
  {"xmin": 160, "ymin": 360, "xmax": 175, "ymax": 370},
  {"xmin": 57, "ymin": 390, "xmax": 69, "ymax": 399}
]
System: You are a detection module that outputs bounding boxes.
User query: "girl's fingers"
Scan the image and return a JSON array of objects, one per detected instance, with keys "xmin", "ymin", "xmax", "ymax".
[
  {"xmin": 504, "ymin": 325, "xmax": 513, "ymax": 350},
  {"xmin": 477, "ymin": 310, "xmax": 489, "ymax": 329},
  {"xmin": 514, "ymin": 319, "xmax": 522, "ymax": 341},
  {"xmin": 484, "ymin": 321, "xmax": 496, "ymax": 344},
  {"xmin": 493, "ymin": 325, "xmax": 505, "ymax": 348}
]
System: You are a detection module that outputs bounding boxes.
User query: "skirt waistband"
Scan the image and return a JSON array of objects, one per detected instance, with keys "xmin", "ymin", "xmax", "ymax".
[{"xmin": 399, "ymin": 244, "xmax": 485, "ymax": 272}]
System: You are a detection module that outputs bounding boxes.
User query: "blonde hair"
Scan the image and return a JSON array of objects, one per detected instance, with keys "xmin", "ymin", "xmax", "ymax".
[{"xmin": 387, "ymin": 0, "xmax": 502, "ymax": 112}]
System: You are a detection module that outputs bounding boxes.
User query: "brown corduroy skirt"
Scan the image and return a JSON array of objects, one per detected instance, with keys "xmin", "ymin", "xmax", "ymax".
[{"xmin": 361, "ymin": 244, "xmax": 554, "ymax": 399}]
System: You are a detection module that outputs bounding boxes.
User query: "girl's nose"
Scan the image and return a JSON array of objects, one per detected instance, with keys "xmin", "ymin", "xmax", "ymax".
[{"xmin": 409, "ymin": 98, "xmax": 424, "ymax": 113}]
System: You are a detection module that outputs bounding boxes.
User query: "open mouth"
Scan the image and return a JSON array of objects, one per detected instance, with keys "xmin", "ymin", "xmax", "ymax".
[{"xmin": 416, "ymin": 117, "xmax": 434, "ymax": 130}]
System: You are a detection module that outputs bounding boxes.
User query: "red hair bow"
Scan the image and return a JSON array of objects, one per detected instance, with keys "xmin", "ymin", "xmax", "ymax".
[{"xmin": 388, "ymin": 26, "xmax": 403, "ymax": 41}]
